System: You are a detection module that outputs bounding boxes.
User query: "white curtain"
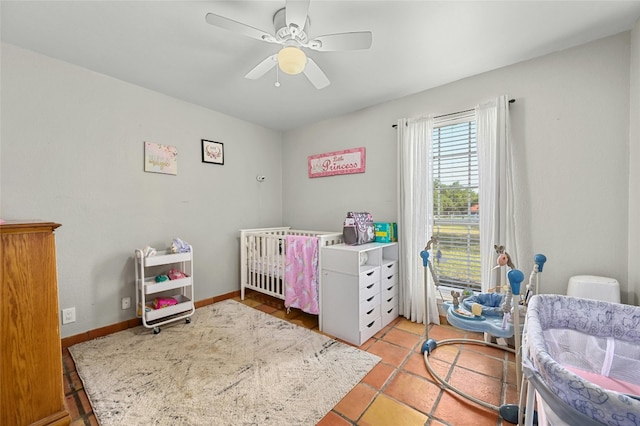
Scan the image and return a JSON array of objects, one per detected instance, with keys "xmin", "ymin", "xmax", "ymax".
[
  {"xmin": 476, "ymin": 95, "xmax": 517, "ymax": 291},
  {"xmin": 396, "ymin": 116, "xmax": 440, "ymax": 325}
]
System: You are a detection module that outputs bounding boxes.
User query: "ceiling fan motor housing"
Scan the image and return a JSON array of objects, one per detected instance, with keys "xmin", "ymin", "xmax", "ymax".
[{"xmin": 273, "ymin": 7, "xmax": 310, "ymax": 44}]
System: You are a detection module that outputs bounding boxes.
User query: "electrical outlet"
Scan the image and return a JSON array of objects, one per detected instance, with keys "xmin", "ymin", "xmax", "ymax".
[
  {"xmin": 62, "ymin": 307, "xmax": 76, "ymax": 324},
  {"xmin": 121, "ymin": 297, "xmax": 131, "ymax": 310}
]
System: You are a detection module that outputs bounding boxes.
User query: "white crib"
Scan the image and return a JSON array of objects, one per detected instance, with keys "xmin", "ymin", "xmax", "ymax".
[{"xmin": 239, "ymin": 227, "xmax": 344, "ymax": 301}]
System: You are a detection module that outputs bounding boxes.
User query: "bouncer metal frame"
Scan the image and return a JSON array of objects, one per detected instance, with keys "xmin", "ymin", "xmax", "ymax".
[{"xmin": 420, "ymin": 243, "xmax": 546, "ymax": 423}]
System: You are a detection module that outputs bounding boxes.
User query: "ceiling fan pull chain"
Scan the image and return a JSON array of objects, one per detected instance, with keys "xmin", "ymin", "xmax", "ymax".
[{"xmin": 275, "ymin": 65, "xmax": 281, "ymax": 88}]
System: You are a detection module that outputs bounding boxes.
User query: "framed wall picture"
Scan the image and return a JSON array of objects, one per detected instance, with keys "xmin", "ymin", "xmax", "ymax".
[
  {"xmin": 202, "ymin": 140, "xmax": 224, "ymax": 165},
  {"xmin": 144, "ymin": 142, "xmax": 178, "ymax": 175}
]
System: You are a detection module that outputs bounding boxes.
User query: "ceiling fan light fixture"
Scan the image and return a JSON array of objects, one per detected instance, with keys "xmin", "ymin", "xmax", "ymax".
[{"xmin": 277, "ymin": 46, "xmax": 307, "ymax": 75}]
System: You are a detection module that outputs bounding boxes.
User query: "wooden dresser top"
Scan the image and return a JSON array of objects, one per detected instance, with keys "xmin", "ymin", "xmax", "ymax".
[{"xmin": 0, "ymin": 221, "xmax": 61, "ymax": 234}]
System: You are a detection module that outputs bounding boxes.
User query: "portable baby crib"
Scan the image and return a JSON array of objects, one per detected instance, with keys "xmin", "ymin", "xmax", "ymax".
[{"xmin": 521, "ymin": 294, "xmax": 640, "ymax": 425}]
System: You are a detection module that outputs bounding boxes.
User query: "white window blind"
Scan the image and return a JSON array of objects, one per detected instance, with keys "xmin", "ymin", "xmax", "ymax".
[{"xmin": 431, "ymin": 111, "xmax": 481, "ymax": 291}]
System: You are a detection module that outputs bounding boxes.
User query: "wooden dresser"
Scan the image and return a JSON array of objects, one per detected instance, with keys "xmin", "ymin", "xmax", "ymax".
[{"xmin": 1, "ymin": 221, "xmax": 71, "ymax": 425}]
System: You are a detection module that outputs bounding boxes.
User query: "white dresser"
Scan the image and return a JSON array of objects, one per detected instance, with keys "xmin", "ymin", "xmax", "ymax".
[{"xmin": 320, "ymin": 242, "xmax": 399, "ymax": 346}]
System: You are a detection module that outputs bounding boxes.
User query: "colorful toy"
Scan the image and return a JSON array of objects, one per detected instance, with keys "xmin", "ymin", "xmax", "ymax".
[
  {"xmin": 471, "ymin": 303, "xmax": 483, "ymax": 317},
  {"xmin": 168, "ymin": 268, "xmax": 188, "ymax": 280},
  {"xmin": 459, "ymin": 288, "xmax": 474, "ymax": 305},
  {"xmin": 493, "ymin": 244, "xmax": 515, "ymax": 270},
  {"xmin": 450, "ymin": 290, "xmax": 460, "ymax": 308}
]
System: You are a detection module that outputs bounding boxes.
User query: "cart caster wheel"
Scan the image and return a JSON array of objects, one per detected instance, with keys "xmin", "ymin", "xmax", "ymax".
[
  {"xmin": 185, "ymin": 318, "xmax": 191, "ymax": 324},
  {"xmin": 153, "ymin": 327, "xmax": 161, "ymax": 334}
]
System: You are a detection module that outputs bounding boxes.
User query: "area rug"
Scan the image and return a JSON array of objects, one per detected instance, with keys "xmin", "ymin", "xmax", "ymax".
[{"xmin": 69, "ymin": 299, "xmax": 380, "ymax": 425}]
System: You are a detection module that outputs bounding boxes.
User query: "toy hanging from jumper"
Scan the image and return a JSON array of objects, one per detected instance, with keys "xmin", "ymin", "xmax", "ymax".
[{"xmin": 496, "ymin": 244, "xmax": 515, "ymax": 327}]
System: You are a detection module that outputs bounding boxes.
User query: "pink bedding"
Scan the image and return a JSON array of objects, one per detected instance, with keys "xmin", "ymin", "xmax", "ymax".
[{"xmin": 284, "ymin": 235, "xmax": 319, "ymax": 315}]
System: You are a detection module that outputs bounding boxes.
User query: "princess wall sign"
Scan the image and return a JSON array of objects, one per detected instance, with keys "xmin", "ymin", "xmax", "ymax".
[{"xmin": 308, "ymin": 147, "xmax": 366, "ymax": 178}]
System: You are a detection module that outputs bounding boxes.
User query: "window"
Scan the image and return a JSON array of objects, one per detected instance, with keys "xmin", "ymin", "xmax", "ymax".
[{"xmin": 431, "ymin": 112, "xmax": 481, "ymax": 292}]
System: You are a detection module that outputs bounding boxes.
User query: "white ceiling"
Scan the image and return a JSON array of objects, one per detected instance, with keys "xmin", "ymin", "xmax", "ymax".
[{"xmin": 2, "ymin": 1, "xmax": 640, "ymax": 131}]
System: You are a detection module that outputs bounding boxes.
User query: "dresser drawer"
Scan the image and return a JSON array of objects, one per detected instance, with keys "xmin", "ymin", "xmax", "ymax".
[
  {"xmin": 359, "ymin": 267, "xmax": 380, "ymax": 288},
  {"xmin": 359, "ymin": 317, "xmax": 382, "ymax": 345},
  {"xmin": 381, "ymin": 285, "xmax": 398, "ymax": 302},
  {"xmin": 381, "ymin": 274, "xmax": 398, "ymax": 295},
  {"xmin": 360, "ymin": 291, "xmax": 379, "ymax": 313},
  {"xmin": 382, "ymin": 293, "xmax": 397, "ymax": 312},
  {"xmin": 381, "ymin": 304, "xmax": 398, "ymax": 326},
  {"xmin": 360, "ymin": 281, "xmax": 380, "ymax": 303},
  {"xmin": 381, "ymin": 261, "xmax": 398, "ymax": 276},
  {"xmin": 359, "ymin": 303, "xmax": 380, "ymax": 329}
]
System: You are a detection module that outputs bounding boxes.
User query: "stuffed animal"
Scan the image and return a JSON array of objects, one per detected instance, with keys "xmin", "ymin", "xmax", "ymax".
[
  {"xmin": 493, "ymin": 244, "xmax": 515, "ymax": 269},
  {"xmin": 451, "ymin": 290, "xmax": 461, "ymax": 307}
]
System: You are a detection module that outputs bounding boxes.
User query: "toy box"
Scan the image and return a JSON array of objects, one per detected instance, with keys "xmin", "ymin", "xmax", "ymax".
[{"xmin": 374, "ymin": 222, "xmax": 397, "ymax": 243}]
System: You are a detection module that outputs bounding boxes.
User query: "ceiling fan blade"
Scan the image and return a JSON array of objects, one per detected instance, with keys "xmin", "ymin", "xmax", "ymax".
[
  {"xmin": 307, "ymin": 31, "xmax": 372, "ymax": 51},
  {"xmin": 285, "ymin": 0, "xmax": 310, "ymax": 32},
  {"xmin": 205, "ymin": 13, "xmax": 277, "ymax": 44},
  {"xmin": 245, "ymin": 54, "xmax": 278, "ymax": 80},
  {"xmin": 303, "ymin": 58, "xmax": 330, "ymax": 89}
]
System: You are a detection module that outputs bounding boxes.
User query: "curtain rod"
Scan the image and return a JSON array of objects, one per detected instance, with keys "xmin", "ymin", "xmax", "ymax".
[{"xmin": 391, "ymin": 98, "xmax": 516, "ymax": 128}]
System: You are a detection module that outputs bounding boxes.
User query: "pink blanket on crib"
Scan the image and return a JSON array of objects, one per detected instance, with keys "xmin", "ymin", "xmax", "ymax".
[{"xmin": 285, "ymin": 235, "xmax": 319, "ymax": 315}]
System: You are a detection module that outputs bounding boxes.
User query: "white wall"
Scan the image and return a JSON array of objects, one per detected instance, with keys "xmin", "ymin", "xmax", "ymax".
[
  {"xmin": 1, "ymin": 43, "xmax": 283, "ymax": 338},
  {"xmin": 629, "ymin": 19, "xmax": 640, "ymax": 306},
  {"xmin": 2, "ymin": 29, "xmax": 637, "ymax": 340},
  {"xmin": 283, "ymin": 33, "xmax": 633, "ymax": 303}
]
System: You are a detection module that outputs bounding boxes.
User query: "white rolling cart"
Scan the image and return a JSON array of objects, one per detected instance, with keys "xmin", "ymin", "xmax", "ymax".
[{"xmin": 134, "ymin": 246, "xmax": 195, "ymax": 334}]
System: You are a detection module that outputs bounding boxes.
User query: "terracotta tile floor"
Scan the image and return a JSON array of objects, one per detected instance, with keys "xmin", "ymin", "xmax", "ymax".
[{"xmin": 62, "ymin": 292, "xmax": 518, "ymax": 425}]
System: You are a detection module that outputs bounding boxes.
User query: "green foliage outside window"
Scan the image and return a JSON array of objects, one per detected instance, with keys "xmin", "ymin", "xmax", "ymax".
[{"xmin": 432, "ymin": 180, "xmax": 481, "ymax": 291}]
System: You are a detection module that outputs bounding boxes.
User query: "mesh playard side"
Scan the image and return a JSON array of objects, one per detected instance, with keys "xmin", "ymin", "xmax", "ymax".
[
  {"xmin": 239, "ymin": 228, "xmax": 344, "ymax": 301},
  {"xmin": 523, "ymin": 294, "xmax": 640, "ymax": 425}
]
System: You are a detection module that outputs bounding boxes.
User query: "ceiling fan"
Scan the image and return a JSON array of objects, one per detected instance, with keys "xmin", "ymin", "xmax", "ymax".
[{"xmin": 205, "ymin": 0, "xmax": 372, "ymax": 89}]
